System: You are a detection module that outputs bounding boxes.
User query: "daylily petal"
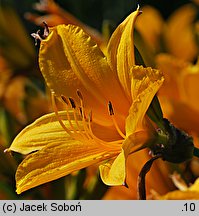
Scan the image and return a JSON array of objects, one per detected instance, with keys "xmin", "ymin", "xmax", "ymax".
[
  {"xmin": 103, "ymin": 149, "xmax": 173, "ymax": 200},
  {"xmin": 188, "ymin": 178, "xmax": 199, "ymax": 191},
  {"xmin": 122, "ymin": 129, "xmax": 153, "ymax": 153},
  {"xmin": 165, "ymin": 101, "xmax": 199, "ymax": 135},
  {"xmin": 39, "ymin": 24, "xmax": 129, "ymax": 126},
  {"xmin": 156, "ymin": 54, "xmax": 188, "ymax": 100},
  {"xmin": 107, "ymin": 9, "xmax": 141, "ymax": 100},
  {"xmin": 159, "ymin": 191, "xmax": 199, "ymax": 200},
  {"xmin": 15, "ymin": 140, "xmax": 119, "ymax": 194},
  {"xmin": 9, "ymin": 111, "xmax": 82, "ymax": 154},
  {"xmin": 9, "ymin": 110, "xmax": 124, "ymax": 155},
  {"xmin": 164, "ymin": 4, "xmax": 197, "ymax": 61},
  {"xmin": 156, "ymin": 55, "xmax": 199, "ymax": 134},
  {"xmin": 91, "ymin": 122, "xmax": 123, "ymax": 142},
  {"xmin": 99, "ymin": 65, "xmax": 164, "ymax": 185},
  {"xmin": 153, "ymin": 178, "xmax": 199, "ymax": 200},
  {"xmin": 135, "ymin": 6, "xmax": 164, "ymax": 52},
  {"xmin": 99, "ymin": 129, "xmax": 152, "ymax": 186},
  {"xmin": 99, "ymin": 150, "xmax": 125, "ymax": 185},
  {"xmin": 180, "ymin": 61, "xmax": 199, "ymax": 110},
  {"xmin": 126, "ymin": 66, "xmax": 164, "ymax": 136}
]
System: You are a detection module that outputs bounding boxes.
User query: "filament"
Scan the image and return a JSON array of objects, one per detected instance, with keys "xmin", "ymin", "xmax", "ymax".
[{"xmin": 51, "ymin": 91, "xmax": 74, "ymax": 138}]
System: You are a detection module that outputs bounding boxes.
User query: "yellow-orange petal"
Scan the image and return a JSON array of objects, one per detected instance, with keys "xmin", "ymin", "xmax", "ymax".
[
  {"xmin": 107, "ymin": 8, "xmax": 141, "ymax": 100},
  {"xmin": 164, "ymin": 4, "xmax": 197, "ymax": 61},
  {"xmin": 99, "ymin": 129, "xmax": 153, "ymax": 186},
  {"xmin": 135, "ymin": 6, "xmax": 164, "ymax": 52},
  {"xmin": 16, "ymin": 140, "xmax": 119, "ymax": 194},
  {"xmin": 156, "ymin": 53, "xmax": 188, "ymax": 100},
  {"xmin": 155, "ymin": 178, "xmax": 199, "ymax": 200},
  {"xmin": 164, "ymin": 101, "xmax": 199, "ymax": 135},
  {"xmin": 39, "ymin": 24, "xmax": 129, "ymax": 126},
  {"xmin": 103, "ymin": 149, "xmax": 173, "ymax": 200},
  {"xmin": 9, "ymin": 111, "xmax": 82, "ymax": 154},
  {"xmin": 99, "ymin": 150, "xmax": 125, "ymax": 185},
  {"xmin": 180, "ymin": 61, "xmax": 199, "ymax": 111},
  {"xmin": 158, "ymin": 191, "xmax": 199, "ymax": 200},
  {"xmin": 126, "ymin": 66, "xmax": 164, "ymax": 136}
]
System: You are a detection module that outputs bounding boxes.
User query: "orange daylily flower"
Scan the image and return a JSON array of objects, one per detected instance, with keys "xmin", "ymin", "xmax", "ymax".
[
  {"xmin": 135, "ymin": 4, "xmax": 198, "ymax": 62},
  {"xmin": 8, "ymin": 8, "xmax": 164, "ymax": 194},
  {"xmin": 163, "ymin": 4, "xmax": 198, "ymax": 62},
  {"xmin": 156, "ymin": 54, "xmax": 199, "ymax": 137},
  {"xmin": 135, "ymin": 4, "xmax": 199, "ymax": 143},
  {"xmin": 135, "ymin": 6, "xmax": 164, "ymax": 53},
  {"xmin": 152, "ymin": 173, "xmax": 199, "ymax": 200}
]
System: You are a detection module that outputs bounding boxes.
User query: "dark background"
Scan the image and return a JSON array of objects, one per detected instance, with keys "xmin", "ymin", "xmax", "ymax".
[{"xmin": 2, "ymin": 0, "xmax": 190, "ymax": 34}]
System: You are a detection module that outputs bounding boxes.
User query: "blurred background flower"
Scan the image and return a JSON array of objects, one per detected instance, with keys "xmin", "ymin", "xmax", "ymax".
[{"xmin": 1, "ymin": 0, "xmax": 199, "ymax": 200}]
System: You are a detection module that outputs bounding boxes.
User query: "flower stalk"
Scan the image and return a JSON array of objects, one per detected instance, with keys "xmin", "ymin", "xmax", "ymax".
[{"xmin": 137, "ymin": 155, "xmax": 161, "ymax": 200}]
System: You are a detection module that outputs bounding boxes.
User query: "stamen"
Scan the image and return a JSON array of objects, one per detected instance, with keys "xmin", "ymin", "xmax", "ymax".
[
  {"xmin": 61, "ymin": 95, "xmax": 69, "ymax": 105},
  {"xmin": 75, "ymin": 92, "xmax": 97, "ymax": 140},
  {"xmin": 65, "ymin": 107, "xmax": 78, "ymax": 135},
  {"xmin": 31, "ymin": 30, "xmax": 43, "ymax": 46},
  {"xmin": 52, "ymin": 91, "xmax": 122, "ymax": 150},
  {"xmin": 72, "ymin": 108, "xmax": 89, "ymax": 140},
  {"xmin": 68, "ymin": 97, "xmax": 76, "ymax": 109},
  {"xmin": 76, "ymin": 90, "xmax": 86, "ymax": 118},
  {"xmin": 77, "ymin": 89, "xmax": 83, "ymax": 100},
  {"xmin": 108, "ymin": 101, "xmax": 126, "ymax": 139},
  {"xmin": 108, "ymin": 101, "xmax": 114, "ymax": 115},
  {"xmin": 79, "ymin": 107, "xmax": 83, "ymax": 117},
  {"xmin": 31, "ymin": 22, "xmax": 49, "ymax": 46},
  {"xmin": 111, "ymin": 117, "xmax": 126, "ymax": 139},
  {"xmin": 87, "ymin": 110, "xmax": 122, "ymax": 147},
  {"xmin": 88, "ymin": 110, "xmax": 92, "ymax": 122},
  {"xmin": 79, "ymin": 100, "xmax": 93, "ymax": 140},
  {"xmin": 51, "ymin": 91, "xmax": 74, "ymax": 138},
  {"xmin": 76, "ymin": 91, "xmax": 106, "ymax": 142},
  {"xmin": 60, "ymin": 95, "xmax": 87, "ymax": 140}
]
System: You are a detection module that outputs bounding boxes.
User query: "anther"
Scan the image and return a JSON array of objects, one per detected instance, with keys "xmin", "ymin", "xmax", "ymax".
[
  {"xmin": 61, "ymin": 95, "xmax": 69, "ymax": 105},
  {"xmin": 88, "ymin": 111, "xmax": 92, "ymax": 122},
  {"xmin": 108, "ymin": 101, "xmax": 126, "ymax": 139},
  {"xmin": 79, "ymin": 107, "xmax": 83, "ymax": 117},
  {"xmin": 31, "ymin": 30, "xmax": 43, "ymax": 46},
  {"xmin": 76, "ymin": 89, "xmax": 83, "ymax": 100},
  {"xmin": 108, "ymin": 101, "xmax": 114, "ymax": 115},
  {"xmin": 31, "ymin": 22, "xmax": 49, "ymax": 46},
  {"xmin": 68, "ymin": 97, "xmax": 76, "ymax": 109}
]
